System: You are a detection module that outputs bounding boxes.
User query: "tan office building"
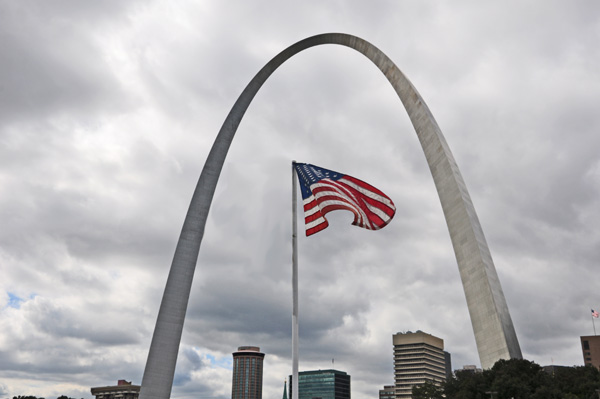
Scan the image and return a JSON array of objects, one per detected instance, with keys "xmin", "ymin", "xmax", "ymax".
[{"xmin": 393, "ymin": 331, "xmax": 447, "ymax": 399}]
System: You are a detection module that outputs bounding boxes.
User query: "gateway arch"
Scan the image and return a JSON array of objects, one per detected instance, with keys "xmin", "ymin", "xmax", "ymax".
[{"xmin": 139, "ymin": 33, "xmax": 522, "ymax": 399}]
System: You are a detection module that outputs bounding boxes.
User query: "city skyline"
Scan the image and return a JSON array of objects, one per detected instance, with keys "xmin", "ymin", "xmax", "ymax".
[{"xmin": 1, "ymin": 1, "xmax": 599, "ymax": 399}]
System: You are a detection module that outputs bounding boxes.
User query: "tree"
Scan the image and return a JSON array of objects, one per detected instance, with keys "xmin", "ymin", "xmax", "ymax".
[
  {"xmin": 443, "ymin": 359, "xmax": 600, "ymax": 398},
  {"xmin": 487, "ymin": 358, "xmax": 550, "ymax": 398},
  {"xmin": 444, "ymin": 368, "xmax": 490, "ymax": 399},
  {"xmin": 551, "ymin": 365, "xmax": 600, "ymax": 398},
  {"xmin": 412, "ymin": 381, "xmax": 444, "ymax": 399}
]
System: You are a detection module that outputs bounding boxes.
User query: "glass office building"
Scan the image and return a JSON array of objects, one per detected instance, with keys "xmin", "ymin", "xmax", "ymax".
[{"xmin": 289, "ymin": 369, "xmax": 350, "ymax": 399}]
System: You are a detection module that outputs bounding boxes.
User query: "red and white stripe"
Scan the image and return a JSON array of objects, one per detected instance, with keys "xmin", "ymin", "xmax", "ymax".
[{"xmin": 302, "ymin": 175, "xmax": 396, "ymax": 236}]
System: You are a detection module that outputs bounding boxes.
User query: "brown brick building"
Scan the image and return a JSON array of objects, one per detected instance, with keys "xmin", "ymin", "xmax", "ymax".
[{"xmin": 581, "ymin": 335, "xmax": 600, "ymax": 368}]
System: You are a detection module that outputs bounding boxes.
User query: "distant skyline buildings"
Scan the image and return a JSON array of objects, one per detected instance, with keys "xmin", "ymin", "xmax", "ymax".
[
  {"xmin": 455, "ymin": 364, "xmax": 482, "ymax": 374},
  {"xmin": 289, "ymin": 369, "xmax": 350, "ymax": 399},
  {"xmin": 225, "ymin": 330, "xmax": 594, "ymax": 399},
  {"xmin": 378, "ymin": 385, "xmax": 395, "ymax": 399},
  {"xmin": 393, "ymin": 331, "xmax": 449, "ymax": 399},
  {"xmin": 232, "ymin": 346, "xmax": 265, "ymax": 399},
  {"xmin": 91, "ymin": 380, "xmax": 140, "ymax": 399}
]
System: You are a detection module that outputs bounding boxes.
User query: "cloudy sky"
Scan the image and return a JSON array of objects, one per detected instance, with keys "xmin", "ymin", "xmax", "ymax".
[{"xmin": 1, "ymin": 1, "xmax": 600, "ymax": 398}]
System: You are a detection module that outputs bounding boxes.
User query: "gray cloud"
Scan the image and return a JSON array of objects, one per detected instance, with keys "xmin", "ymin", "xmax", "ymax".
[
  {"xmin": 0, "ymin": 2, "xmax": 136, "ymax": 127},
  {"xmin": 0, "ymin": 1, "xmax": 599, "ymax": 399}
]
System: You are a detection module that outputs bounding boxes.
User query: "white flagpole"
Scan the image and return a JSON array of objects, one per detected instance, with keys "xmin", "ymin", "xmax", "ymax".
[{"xmin": 291, "ymin": 161, "xmax": 299, "ymax": 399}]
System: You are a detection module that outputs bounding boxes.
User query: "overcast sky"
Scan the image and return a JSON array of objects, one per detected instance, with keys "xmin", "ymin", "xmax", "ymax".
[{"xmin": 1, "ymin": 1, "xmax": 600, "ymax": 398}]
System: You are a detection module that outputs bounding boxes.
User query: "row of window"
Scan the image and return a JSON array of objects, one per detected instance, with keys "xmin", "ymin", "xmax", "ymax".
[
  {"xmin": 394, "ymin": 343, "xmax": 442, "ymax": 350},
  {"xmin": 396, "ymin": 385, "xmax": 438, "ymax": 389},
  {"xmin": 395, "ymin": 354, "xmax": 445, "ymax": 361},
  {"xmin": 396, "ymin": 360, "xmax": 445, "ymax": 366},
  {"xmin": 395, "ymin": 365, "xmax": 445, "ymax": 372},
  {"xmin": 396, "ymin": 371, "xmax": 446, "ymax": 378},
  {"xmin": 396, "ymin": 376, "xmax": 445, "ymax": 382},
  {"xmin": 395, "ymin": 353, "xmax": 444, "ymax": 359},
  {"xmin": 395, "ymin": 351, "xmax": 445, "ymax": 358}
]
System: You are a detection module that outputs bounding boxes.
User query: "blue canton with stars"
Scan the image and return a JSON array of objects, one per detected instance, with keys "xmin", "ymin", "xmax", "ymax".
[{"xmin": 294, "ymin": 163, "xmax": 344, "ymax": 200}]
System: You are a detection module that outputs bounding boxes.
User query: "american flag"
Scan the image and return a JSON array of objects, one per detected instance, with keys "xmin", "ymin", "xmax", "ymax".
[
  {"xmin": 293, "ymin": 162, "xmax": 396, "ymax": 236},
  {"xmin": 592, "ymin": 309, "xmax": 599, "ymax": 318}
]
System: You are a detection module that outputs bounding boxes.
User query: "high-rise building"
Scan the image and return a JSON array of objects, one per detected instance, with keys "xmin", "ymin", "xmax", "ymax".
[
  {"xmin": 443, "ymin": 351, "xmax": 452, "ymax": 379},
  {"xmin": 378, "ymin": 385, "xmax": 395, "ymax": 399},
  {"xmin": 289, "ymin": 369, "xmax": 350, "ymax": 399},
  {"xmin": 232, "ymin": 346, "xmax": 265, "ymax": 399},
  {"xmin": 393, "ymin": 331, "xmax": 449, "ymax": 399},
  {"xmin": 581, "ymin": 336, "xmax": 600, "ymax": 368}
]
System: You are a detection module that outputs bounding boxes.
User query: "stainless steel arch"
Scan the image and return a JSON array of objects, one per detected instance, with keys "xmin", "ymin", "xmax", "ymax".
[{"xmin": 139, "ymin": 33, "xmax": 522, "ymax": 399}]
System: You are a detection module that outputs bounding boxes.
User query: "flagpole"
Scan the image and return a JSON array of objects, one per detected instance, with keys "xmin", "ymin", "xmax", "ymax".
[
  {"xmin": 291, "ymin": 161, "xmax": 299, "ymax": 399},
  {"xmin": 593, "ymin": 309, "xmax": 597, "ymax": 336}
]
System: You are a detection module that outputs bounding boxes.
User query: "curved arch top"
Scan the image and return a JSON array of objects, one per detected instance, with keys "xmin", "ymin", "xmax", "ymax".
[{"xmin": 140, "ymin": 33, "xmax": 522, "ymax": 399}]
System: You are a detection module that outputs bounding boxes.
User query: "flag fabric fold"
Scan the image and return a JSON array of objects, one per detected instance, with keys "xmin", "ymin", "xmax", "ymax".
[
  {"xmin": 592, "ymin": 309, "xmax": 599, "ymax": 318},
  {"xmin": 293, "ymin": 162, "xmax": 396, "ymax": 236}
]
